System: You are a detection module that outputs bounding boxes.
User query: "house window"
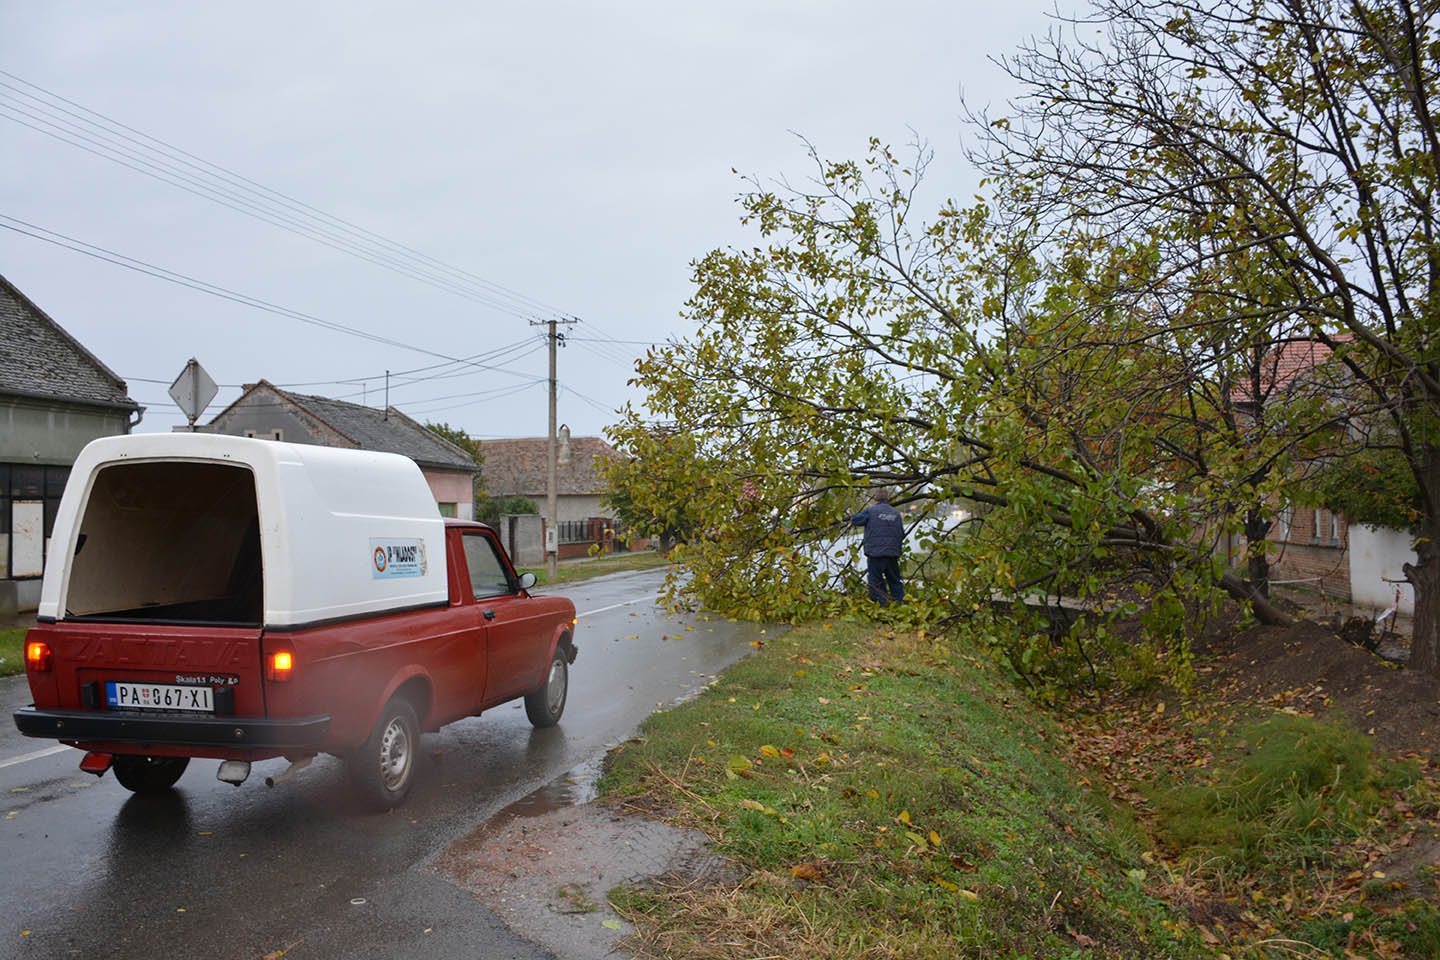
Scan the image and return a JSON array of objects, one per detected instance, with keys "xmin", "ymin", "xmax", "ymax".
[
  {"xmin": 3, "ymin": 464, "xmax": 74, "ymax": 579},
  {"xmin": 1312, "ymin": 508, "xmax": 1324, "ymax": 543},
  {"xmin": 437, "ymin": 502, "xmax": 457, "ymax": 518},
  {"xmin": 270, "ymin": 429, "xmax": 284, "ymax": 441},
  {"xmin": 1274, "ymin": 505, "xmax": 1292, "ymax": 541},
  {"xmin": 243, "ymin": 429, "xmax": 257, "ymax": 438},
  {"xmin": 1329, "ymin": 511, "xmax": 1341, "ymax": 545}
]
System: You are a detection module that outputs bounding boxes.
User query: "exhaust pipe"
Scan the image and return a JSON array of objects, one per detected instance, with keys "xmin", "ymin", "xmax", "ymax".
[{"xmin": 265, "ymin": 755, "xmax": 314, "ymax": 788}]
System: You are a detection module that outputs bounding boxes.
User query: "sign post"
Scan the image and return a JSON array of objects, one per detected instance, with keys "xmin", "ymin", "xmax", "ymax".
[{"xmin": 168, "ymin": 358, "xmax": 218, "ymax": 431}]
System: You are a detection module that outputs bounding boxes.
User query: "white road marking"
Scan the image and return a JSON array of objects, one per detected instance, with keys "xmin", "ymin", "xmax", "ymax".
[
  {"xmin": 579, "ymin": 596, "xmax": 652, "ymax": 618},
  {"xmin": 0, "ymin": 744, "xmax": 70, "ymax": 769}
]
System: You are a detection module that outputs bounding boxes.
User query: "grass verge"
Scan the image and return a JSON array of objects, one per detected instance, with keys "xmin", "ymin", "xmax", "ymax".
[
  {"xmin": 0, "ymin": 625, "xmax": 27, "ymax": 678},
  {"xmin": 520, "ymin": 550, "xmax": 671, "ymax": 587},
  {"xmin": 1061, "ymin": 685, "xmax": 1440, "ymax": 957},
  {"xmin": 598, "ymin": 623, "xmax": 1213, "ymax": 959}
]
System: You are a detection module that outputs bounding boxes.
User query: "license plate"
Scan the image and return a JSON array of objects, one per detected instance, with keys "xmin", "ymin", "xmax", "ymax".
[{"xmin": 106, "ymin": 682, "xmax": 213, "ymax": 712}]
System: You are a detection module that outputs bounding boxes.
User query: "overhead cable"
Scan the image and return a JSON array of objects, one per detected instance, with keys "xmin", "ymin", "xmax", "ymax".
[
  {"xmin": 0, "ymin": 213, "xmax": 545, "ymax": 381},
  {"xmin": 0, "ymin": 71, "xmax": 568, "ymax": 321}
]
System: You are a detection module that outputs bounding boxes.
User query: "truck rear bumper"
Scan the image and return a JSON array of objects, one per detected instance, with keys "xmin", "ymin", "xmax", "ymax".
[{"xmin": 13, "ymin": 706, "xmax": 331, "ymax": 750}]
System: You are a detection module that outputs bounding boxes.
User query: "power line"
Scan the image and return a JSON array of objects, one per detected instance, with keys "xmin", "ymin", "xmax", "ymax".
[
  {"xmin": 0, "ymin": 213, "xmax": 547, "ymax": 382},
  {"xmin": 1, "ymin": 72, "xmax": 672, "ymax": 376},
  {"xmin": 0, "ymin": 99, "xmax": 555, "ymax": 321},
  {"xmin": 562, "ymin": 383, "xmax": 621, "ymax": 416},
  {"xmin": 0, "ymin": 71, "xmax": 572, "ymax": 322},
  {"xmin": 120, "ymin": 336, "xmax": 542, "ymax": 391}
]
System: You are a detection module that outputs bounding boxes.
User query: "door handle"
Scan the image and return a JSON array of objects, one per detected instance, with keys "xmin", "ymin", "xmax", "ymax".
[{"xmin": 483, "ymin": 608, "xmax": 496, "ymax": 620}]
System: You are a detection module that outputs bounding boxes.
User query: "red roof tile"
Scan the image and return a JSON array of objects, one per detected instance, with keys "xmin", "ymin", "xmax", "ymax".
[{"xmin": 480, "ymin": 435, "xmax": 618, "ymax": 497}]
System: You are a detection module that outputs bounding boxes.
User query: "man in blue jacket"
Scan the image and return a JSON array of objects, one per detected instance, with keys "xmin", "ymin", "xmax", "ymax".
[{"xmin": 851, "ymin": 487, "xmax": 905, "ymax": 606}]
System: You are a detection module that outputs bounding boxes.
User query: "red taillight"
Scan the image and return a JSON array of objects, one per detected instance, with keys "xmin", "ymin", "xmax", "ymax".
[
  {"xmin": 25, "ymin": 640, "xmax": 51, "ymax": 672},
  {"xmin": 266, "ymin": 646, "xmax": 294, "ymax": 682}
]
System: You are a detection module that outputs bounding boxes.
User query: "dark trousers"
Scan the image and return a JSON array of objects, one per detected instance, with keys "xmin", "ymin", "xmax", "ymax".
[{"xmin": 866, "ymin": 555, "xmax": 904, "ymax": 606}]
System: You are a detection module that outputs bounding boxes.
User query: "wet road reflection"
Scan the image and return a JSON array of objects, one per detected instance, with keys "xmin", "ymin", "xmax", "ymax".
[{"xmin": 0, "ymin": 568, "xmax": 764, "ymax": 960}]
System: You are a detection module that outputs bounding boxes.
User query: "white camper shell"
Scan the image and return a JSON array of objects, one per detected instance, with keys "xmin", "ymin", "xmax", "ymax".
[{"xmin": 38, "ymin": 434, "xmax": 448, "ymax": 627}]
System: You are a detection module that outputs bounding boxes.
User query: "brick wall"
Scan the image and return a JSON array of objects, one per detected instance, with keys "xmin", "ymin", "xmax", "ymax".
[{"xmin": 1268, "ymin": 503, "xmax": 1351, "ymax": 599}]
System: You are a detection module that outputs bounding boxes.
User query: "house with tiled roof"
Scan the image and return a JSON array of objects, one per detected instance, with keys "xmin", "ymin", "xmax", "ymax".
[
  {"xmin": 202, "ymin": 380, "xmax": 480, "ymax": 519},
  {"xmin": 479, "ymin": 428, "xmax": 619, "ymax": 527},
  {"xmin": 0, "ymin": 272, "xmax": 141, "ymax": 611},
  {"xmin": 1228, "ymin": 337, "xmax": 1350, "ymax": 411},
  {"xmin": 1230, "ymin": 336, "xmax": 1415, "ymax": 616}
]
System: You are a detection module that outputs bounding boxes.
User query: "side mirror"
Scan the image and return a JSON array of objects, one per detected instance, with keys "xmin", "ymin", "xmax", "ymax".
[{"xmin": 517, "ymin": 572, "xmax": 537, "ymax": 591}]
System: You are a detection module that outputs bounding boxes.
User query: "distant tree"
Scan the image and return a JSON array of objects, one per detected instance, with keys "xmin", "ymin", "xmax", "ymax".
[
  {"xmin": 476, "ymin": 495, "xmax": 539, "ymax": 527},
  {"xmin": 1309, "ymin": 445, "xmax": 1423, "ymax": 535},
  {"xmin": 425, "ymin": 420, "xmax": 486, "ymax": 514},
  {"xmin": 602, "ymin": 428, "xmax": 707, "ymax": 551}
]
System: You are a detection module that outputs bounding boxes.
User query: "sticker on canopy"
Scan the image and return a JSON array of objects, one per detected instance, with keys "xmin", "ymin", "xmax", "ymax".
[{"xmin": 370, "ymin": 538, "xmax": 427, "ymax": 579}]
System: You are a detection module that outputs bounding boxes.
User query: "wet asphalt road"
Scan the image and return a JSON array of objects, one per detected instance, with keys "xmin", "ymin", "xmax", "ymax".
[{"xmin": 0, "ymin": 569, "xmax": 765, "ymax": 960}]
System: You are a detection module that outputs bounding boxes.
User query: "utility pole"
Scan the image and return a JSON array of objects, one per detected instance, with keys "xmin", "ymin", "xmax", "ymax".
[{"xmin": 532, "ymin": 317, "xmax": 576, "ymax": 577}]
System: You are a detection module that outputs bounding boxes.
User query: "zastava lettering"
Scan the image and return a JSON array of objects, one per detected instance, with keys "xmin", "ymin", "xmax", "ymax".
[{"xmin": 70, "ymin": 637, "xmax": 251, "ymax": 668}]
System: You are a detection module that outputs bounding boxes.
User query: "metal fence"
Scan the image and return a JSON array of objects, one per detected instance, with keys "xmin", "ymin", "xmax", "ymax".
[{"xmin": 557, "ymin": 520, "xmax": 592, "ymax": 544}]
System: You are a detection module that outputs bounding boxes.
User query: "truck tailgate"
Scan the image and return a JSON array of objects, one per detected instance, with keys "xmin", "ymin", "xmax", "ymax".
[{"xmin": 27, "ymin": 620, "xmax": 267, "ymax": 717}]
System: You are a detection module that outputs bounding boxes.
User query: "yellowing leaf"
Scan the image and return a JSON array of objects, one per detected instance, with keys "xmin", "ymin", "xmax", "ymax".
[
  {"xmin": 959, "ymin": 888, "xmax": 980, "ymax": 902},
  {"xmin": 740, "ymin": 799, "xmax": 766, "ymax": 811},
  {"xmin": 727, "ymin": 754, "xmax": 754, "ymax": 772},
  {"xmin": 933, "ymin": 877, "xmax": 959, "ymax": 892},
  {"xmin": 929, "ymin": 830, "xmax": 942, "ymax": 847},
  {"xmin": 898, "ymin": 810, "xmax": 913, "ymax": 825},
  {"xmin": 760, "ymin": 745, "xmax": 781, "ymax": 758},
  {"xmin": 791, "ymin": 862, "xmax": 825, "ymax": 882}
]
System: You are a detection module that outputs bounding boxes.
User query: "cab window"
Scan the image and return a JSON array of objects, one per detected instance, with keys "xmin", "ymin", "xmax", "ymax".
[{"xmin": 461, "ymin": 533, "xmax": 513, "ymax": 599}]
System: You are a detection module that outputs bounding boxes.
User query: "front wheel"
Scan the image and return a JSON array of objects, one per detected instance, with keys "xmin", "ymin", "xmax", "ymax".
[
  {"xmin": 524, "ymin": 649, "xmax": 569, "ymax": 728},
  {"xmin": 348, "ymin": 697, "xmax": 420, "ymax": 810},
  {"xmin": 111, "ymin": 755, "xmax": 189, "ymax": 793}
]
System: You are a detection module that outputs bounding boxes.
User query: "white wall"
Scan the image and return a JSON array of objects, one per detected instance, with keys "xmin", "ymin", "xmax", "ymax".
[{"xmin": 1348, "ymin": 523, "xmax": 1416, "ymax": 615}]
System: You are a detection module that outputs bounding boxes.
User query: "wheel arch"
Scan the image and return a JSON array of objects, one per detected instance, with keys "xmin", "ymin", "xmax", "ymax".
[{"xmin": 372, "ymin": 668, "xmax": 434, "ymax": 734}]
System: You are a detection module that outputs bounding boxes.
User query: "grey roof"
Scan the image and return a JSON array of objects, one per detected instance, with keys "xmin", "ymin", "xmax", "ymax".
[
  {"xmin": 0, "ymin": 272, "xmax": 138, "ymax": 410},
  {"xmin": 270, "ymin": 386, "xmax": 477, "ymax": 472}
]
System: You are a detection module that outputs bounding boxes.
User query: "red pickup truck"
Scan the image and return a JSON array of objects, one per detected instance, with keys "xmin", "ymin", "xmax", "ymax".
[{"xmin": 13, "ymin": 434, "xmax": 577, "ymax": 809}]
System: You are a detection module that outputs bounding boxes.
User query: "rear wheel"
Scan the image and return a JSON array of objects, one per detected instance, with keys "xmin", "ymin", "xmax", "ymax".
[
  {"xmin": 111, "ymin": 755, "xmax": 189, "ymax": 793},
  {"xmin": 524, "ymin": 649, "xmax": 569, "ymax": 728},
  {"xmin": 348, "ymin": 697, "xmax": 420, "ymax": 810}
]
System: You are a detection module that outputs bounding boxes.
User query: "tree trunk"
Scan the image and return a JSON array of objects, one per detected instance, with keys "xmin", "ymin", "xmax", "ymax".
[
  {"xmin": 1219, "ymin": 570, "xmax": 1293, "ymax": 627},
  {"xmin": 1244, "ymin": 507, "xmax": 1272, "ymax": 598},
  {"xmin": 1404, "ymin": 520, "xmax": 1440, "ymax": 684}
]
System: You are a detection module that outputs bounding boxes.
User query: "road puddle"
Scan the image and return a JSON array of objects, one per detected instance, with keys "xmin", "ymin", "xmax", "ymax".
[
  {"xmin": 482, "ymin": 754, "xmax": 604, "ymax": 832},
  {"xmin": 430, "ymin": 754, "xmax": 728, "ymax": 960}
]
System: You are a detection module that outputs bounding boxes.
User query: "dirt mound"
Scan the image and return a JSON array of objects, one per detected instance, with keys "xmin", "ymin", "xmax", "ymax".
[{"xmin": 1206, "ymin": 618, "xmax": 1440, "ymax": 756}]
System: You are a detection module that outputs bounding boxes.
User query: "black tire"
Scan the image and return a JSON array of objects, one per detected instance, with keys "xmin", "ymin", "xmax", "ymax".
[
  {"xmin": 111, "ymin": 755, "xmax": 189, "ymax": 794},
  {"xmin": 348, "ymin": 696, "xmax": 420, "ymax": 810},
  {"xmin": 524, "ymin": 648, "xmax": 569, "ymax": 728}
]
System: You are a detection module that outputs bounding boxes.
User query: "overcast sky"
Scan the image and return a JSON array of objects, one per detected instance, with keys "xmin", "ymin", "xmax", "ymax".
[{"xmin": 1, "ymin": 1, "xmax": 1062, "ymax": 441}]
